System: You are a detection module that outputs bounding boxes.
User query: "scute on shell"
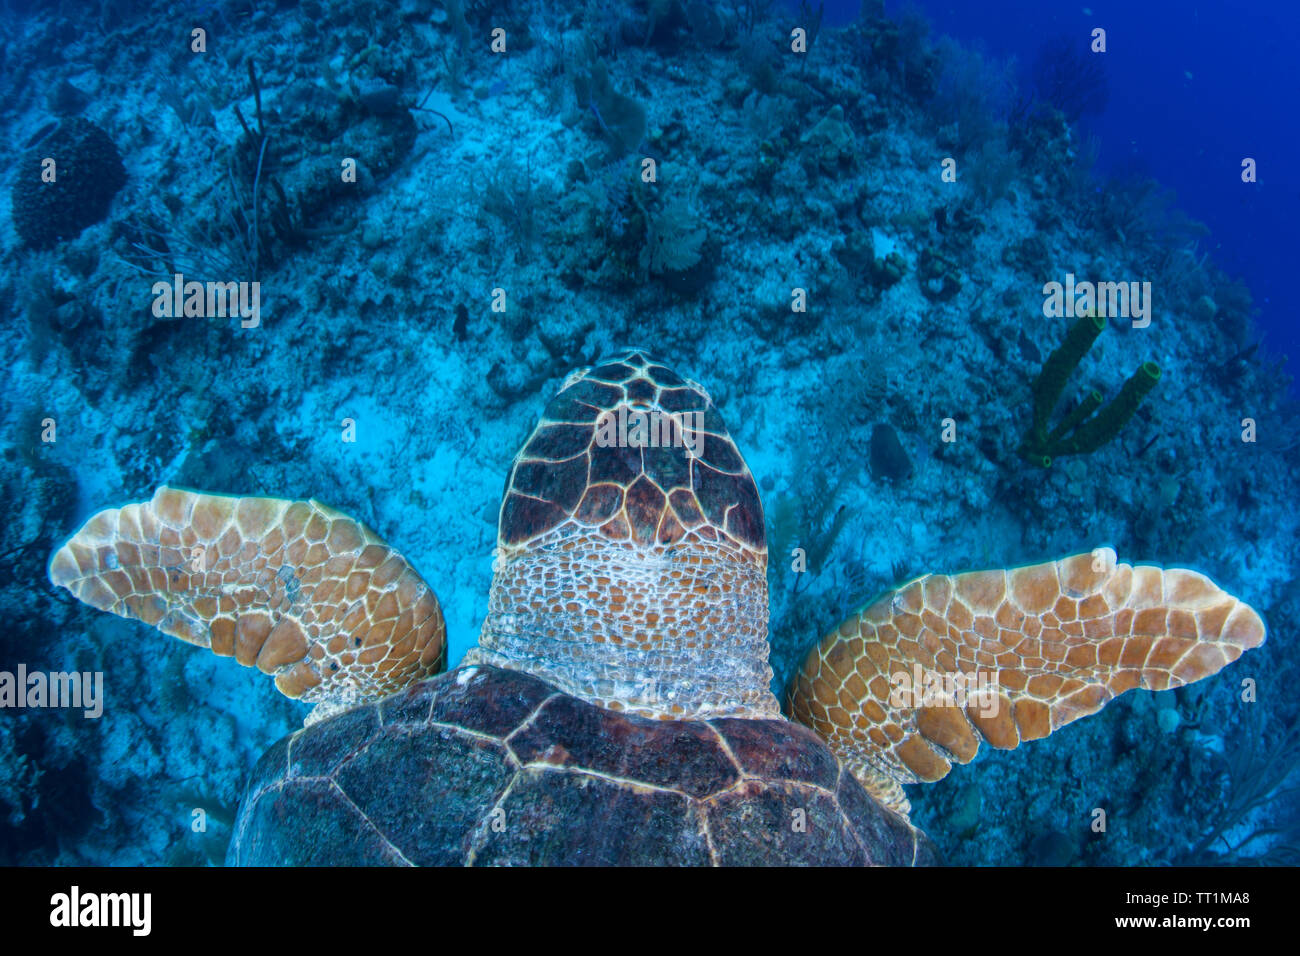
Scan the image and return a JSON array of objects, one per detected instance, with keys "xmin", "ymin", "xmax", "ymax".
[{"xmin": 229, "ymin": 665, "xmax": 933, "ymax": 866}]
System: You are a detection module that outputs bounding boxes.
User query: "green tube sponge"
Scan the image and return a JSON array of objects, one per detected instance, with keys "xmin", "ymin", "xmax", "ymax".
[
  {"xmin": 1056, "ymin": 362, "xmax": 1161, "ymax": 457},
  {"xmin": 1029, "ymin": 312, "xmax": 1106, "ymax": 442},
  {"xmin": 1047, "ymin": 388, "xmax": 1103, "ymax": 444},
  {"xmin": 1019, "ymin": 311, "xmax": 1160, "ymax": 466}
]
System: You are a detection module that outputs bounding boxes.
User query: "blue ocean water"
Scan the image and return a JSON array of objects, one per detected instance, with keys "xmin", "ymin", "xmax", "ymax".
[
  {"xmin": 888, "ymin": 0, "xmax": 1300, "ymax": 391},
  {"xmin": 0, "ymin": 0, "xmax": 1296, "ymax": 868}
]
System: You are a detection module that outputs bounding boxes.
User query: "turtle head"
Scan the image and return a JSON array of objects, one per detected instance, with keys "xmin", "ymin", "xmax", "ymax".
[{"xmin": 468, "ymin": 350, "xmax": 778, "ymax": 719}]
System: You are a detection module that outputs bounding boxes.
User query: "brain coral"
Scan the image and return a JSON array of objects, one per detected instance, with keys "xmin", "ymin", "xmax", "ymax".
[{"xmin": 11, "ymin": 118, "xmax": 126, "ymax": 249}]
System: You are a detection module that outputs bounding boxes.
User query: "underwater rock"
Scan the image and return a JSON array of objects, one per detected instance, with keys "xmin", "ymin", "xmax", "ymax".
[
  {"xmin": 802, "ymin": 105, "xmax": 856, "ymax": 174},
  {"xmin": 10, "ymin": 118, "xmax": 126, "ymax": 250},
  {"xmin": 486, "ymin": 353, "xmax": 551, "ymax": 404},
  {"xmin": 1003, "ymin": 234, "xmax": 1051, "ymax": 275},
  {"xmin": 918, "ymin": 249, "xmax": 961, "ymax": 301},
  {"xmin": 355, "ymin": 78, "xmax": 404, "ymax": 115},
  {"xmin": 870, "ymin": 423, "xmax": 913, "ymax": 482},
  {"xmin": 684, "ymin": 1, "xmax": 725, "ymax": 47},
  {"xmin": 573, "ymin": 59, "xmax": 646, "ymax": 158},
  {"xmin": 835, "ymin": 230, "xmax": 907, "ymax": 291},
  {"xmin": 46, "ymin": 79, "xmax": 90, "ymax": 116},
  {"xmin": 832, "ymin": 230, "xmax": 874, "ymax": 274},
  {"xmin": 1029, "ymin": 828, "xmax": 1077, "ymax": 866},
  {"xmin": 1192, "ymin": 294, "xmax": 1218, "ymax": 323},
  {"xmin": 949, "ymin": 784, "xmax": 982, "ymax": 838},
  {"xmin": 1156, "ymin": 705, "xmax": 1181, "ymax": 734}
]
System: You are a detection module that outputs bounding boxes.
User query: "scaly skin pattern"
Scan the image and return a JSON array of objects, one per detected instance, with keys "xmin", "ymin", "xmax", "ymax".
[
  {"xmin": 787, "ymin": 549, "xmax": 1266, "ymax": 814},
  {"xmin": 468, "ymin": 350, "xmax": 778, "ymax": 720},
  {"xmin": 49, "ymin": 487, "xmax": 445, "ymax": 722}
]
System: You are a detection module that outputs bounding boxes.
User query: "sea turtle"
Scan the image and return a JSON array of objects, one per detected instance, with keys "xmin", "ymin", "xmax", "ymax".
[{"xmin": 49, "ymin": 349, "xmax": 1266, "ymax": 865}]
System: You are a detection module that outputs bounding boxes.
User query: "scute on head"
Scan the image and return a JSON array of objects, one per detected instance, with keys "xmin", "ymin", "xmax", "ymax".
[
  {"xmin": 497, "ymin": 349, "xmax": 765, "ymax": 556},
  {"xmin": 472, "ymin": 350, "xmax": 778, "ymax": 722}
]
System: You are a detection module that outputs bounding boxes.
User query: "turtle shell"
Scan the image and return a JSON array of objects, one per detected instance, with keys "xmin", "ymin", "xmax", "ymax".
[{"xmin": 228, "ymin": 664, "xmax": 936, "ymax": 866}]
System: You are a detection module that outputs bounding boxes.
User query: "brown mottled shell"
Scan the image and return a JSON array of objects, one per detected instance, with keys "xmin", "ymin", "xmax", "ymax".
[
  {"xmin": 498, "ymin": 350, "xmax": 765, "ymax": 554},
  {"xmin": 230, "ymin": 664, "xmax": 934, "ymax": 866}
]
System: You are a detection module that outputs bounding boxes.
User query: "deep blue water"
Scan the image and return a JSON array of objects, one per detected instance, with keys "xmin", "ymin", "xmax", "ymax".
[{"xmin": 889, "ymin": 0, "xmax": 1300, "ymax": 389}]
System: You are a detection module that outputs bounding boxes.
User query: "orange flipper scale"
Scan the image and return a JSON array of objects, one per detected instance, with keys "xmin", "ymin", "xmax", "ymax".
[
  {"xmin": 786, "ymin": 549, "xmax": 1265, "ymax": 814},
  {"xmin": 50, "ymin": 486, "xmax": 446, "ymax": 723}
]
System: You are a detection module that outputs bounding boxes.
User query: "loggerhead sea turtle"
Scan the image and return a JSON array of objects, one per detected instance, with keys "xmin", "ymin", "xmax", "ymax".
[{"xmin": 49, "ymin": 350, "xmax": 1266, "ymax": 865}]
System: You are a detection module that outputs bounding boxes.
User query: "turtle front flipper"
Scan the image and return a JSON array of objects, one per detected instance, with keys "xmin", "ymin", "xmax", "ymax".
[
  {"xmin": 786, "ymin": 548, "xmax": 1266, "ymax": 815},
  {"xmin": 49, "ymin": 486, "xmax": 446, "ymax": 724}
]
